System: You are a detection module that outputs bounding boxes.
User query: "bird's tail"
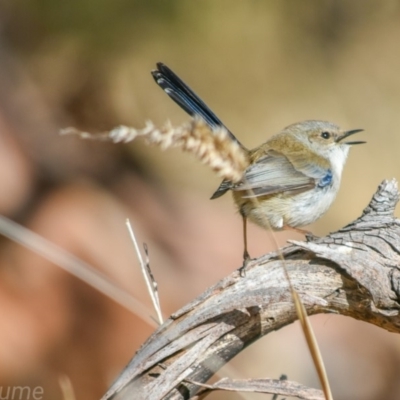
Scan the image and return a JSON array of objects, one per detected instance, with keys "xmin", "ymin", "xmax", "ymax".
[{"xmin": 151, "ymin": 62, "xmax": 243, "ymax": 148}]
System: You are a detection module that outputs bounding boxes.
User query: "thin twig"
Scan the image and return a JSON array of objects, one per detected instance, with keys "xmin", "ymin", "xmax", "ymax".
[{"xmin": 126, "ymin": 219, "xmax": 163, "ymax": 324}]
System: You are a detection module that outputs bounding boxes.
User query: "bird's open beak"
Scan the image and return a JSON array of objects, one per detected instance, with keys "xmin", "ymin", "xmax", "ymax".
[{"xmin": 336, "ymin": 129, "xmax": 366, "ymax": 145}]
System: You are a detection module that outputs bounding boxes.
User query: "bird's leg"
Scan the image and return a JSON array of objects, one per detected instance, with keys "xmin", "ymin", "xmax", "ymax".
[
  {"xmin": 282, "ymin": 225, "xmax": 319, "ymax": 241},
  {"xmin": 239, "ymin": 215, "xmax": 251, "ymax": 276},
  {"xmin": 242, "ymin": 215, "xmax": 250, "ymax": 260}
]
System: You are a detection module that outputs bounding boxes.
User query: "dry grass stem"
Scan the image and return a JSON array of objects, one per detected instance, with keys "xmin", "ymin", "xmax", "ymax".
[
  {"xmin": 293, "ymin": 290, "xmax": 333, "ymax": 400},
  {"xmin": 61, "ymin": 118, "xmax": 249, "ymax": 183},
  {"xmin": 245, "ymin": 193, "xmax": 333, "ymax": 399},
  {"xmin": 0, "ymin": 216, "xmax": 157, "ymax": 327},
  {"xmin": 59, "ymin": 375, "xmax": 76, "ymax": 400}
]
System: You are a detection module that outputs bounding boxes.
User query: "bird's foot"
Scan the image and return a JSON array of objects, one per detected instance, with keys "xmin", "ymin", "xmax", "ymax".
[
  {"xmin": 239, "ymin": 251, "xmax": 251, "ymax": 277},
  {"xmin": 283, "ymin": 225, "xmax": 319, "ymax": 242},
  {"xmin": 305, "ymin": 232, "xmax": 320, "ymax": 242}
]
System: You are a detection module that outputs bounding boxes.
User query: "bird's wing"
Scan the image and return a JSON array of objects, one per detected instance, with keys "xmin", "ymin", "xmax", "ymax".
[
  {"xmin": 151, "ymin": 63, "xmax": 244, "ymax": 147},
  {"xmin": 233, "ymin": 150, "xmax": 331, "ymax": 198}
]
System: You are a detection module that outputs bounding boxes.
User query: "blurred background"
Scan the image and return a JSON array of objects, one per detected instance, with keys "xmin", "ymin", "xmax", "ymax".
[{"xmin": 0, "ymin": 1, "xmax": 400, "ymax": 399}]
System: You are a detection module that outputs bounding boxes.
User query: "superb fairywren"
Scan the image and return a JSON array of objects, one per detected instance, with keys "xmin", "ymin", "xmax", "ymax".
[{"xmin": 152, "ymin": 63, "xmax": 365, "ymax": 261}]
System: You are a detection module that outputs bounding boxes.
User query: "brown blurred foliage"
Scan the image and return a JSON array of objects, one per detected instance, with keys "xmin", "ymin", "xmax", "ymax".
[{"xmin": 0, "ymin": 1, "xmax": 400, "ymax": 399}]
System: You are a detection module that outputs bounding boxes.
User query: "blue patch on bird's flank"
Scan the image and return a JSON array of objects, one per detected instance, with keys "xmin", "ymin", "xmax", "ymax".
[{"xmin": 318, "ymin": 170, "xmax": 333, "ymax": 188}]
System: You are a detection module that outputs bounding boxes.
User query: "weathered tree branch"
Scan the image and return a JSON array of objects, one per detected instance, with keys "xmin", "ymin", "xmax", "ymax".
[{"xmin": 103, "ymin": 179, "xmax": 400, "ymax": 400}]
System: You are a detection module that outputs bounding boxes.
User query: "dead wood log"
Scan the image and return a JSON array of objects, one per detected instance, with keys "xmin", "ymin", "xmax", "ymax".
[{"xmin": 103, "ymin": 179, "xmax": 400, "ymax": 400}]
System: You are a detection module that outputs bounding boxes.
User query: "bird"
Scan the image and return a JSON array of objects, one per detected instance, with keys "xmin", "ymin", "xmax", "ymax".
[{"xmin": 151, "ymin": 62, "xmax": 365, "ymax": 263}]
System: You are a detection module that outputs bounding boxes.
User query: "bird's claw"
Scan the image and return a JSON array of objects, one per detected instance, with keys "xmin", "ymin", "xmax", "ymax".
[
  {"xmin": 239, "ymin": 253, "xmax": 251, "ymax": 277},
  {"xmin": 305, "ymin": 232, "xmax": 319, "ymax": 242}
]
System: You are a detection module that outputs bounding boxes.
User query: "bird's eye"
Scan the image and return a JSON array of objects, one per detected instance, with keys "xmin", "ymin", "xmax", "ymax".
[{"xmin": 321, "ymin": 131, "xmax": 331, "ymax": 139}]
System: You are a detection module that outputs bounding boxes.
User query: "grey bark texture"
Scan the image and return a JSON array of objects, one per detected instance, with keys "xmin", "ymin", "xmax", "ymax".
[{"xmin": 103, "ymin": 179, "xmax": 400, "ymax": 400}]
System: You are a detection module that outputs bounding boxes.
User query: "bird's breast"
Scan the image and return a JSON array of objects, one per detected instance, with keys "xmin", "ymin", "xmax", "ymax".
[{"xmin": 235, "ymin": 181, "xmax": 340, "ymax": 230}]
